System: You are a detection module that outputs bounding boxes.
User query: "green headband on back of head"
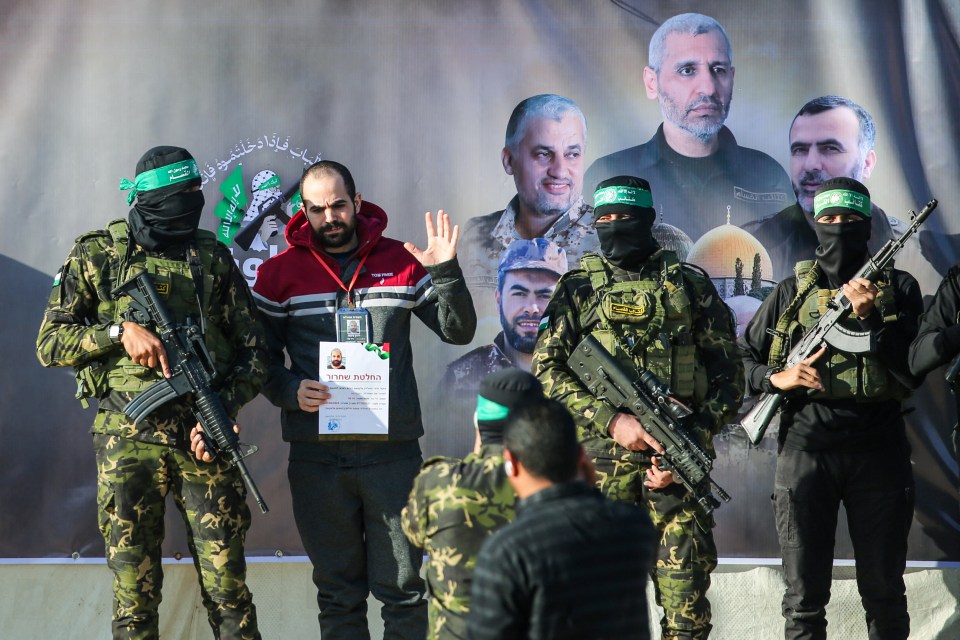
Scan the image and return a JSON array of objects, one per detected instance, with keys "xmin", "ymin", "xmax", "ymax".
[
  {"xmin": 119, "ymin": 159, "xmax": 201, "ymax": 205},
  {"xmin": 476, "ymin": 396, "xmax": 510, "ymax": 423},
  {"xmin": 593, "ymin": 185, "xmax": 654, "ymax": 209},
  {"xmin": 813, "ymin": 188, "xmax": 872, "ymax": 219}
]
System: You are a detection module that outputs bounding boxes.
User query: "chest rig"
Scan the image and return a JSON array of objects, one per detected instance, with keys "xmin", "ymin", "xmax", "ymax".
[
  {"xmin": 580, "ymin": 251, "xmax": 705, "ymax": 402},
  {"xmin": 76, "ymin": 220, "xmax": 228, "ymax": 401},
  {"xmin": 768, "ymin": 259, "xmax": 906, "ymax": 401}
]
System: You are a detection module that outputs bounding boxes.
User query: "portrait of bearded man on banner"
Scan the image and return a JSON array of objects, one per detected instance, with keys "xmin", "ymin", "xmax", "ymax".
[{"xmin": 430, "ymin": 238, "xmax": 566, "ymax": 457}]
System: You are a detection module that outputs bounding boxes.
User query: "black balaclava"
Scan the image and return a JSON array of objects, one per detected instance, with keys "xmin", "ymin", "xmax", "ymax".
[
  {"xmin": 592, "ymin": 175, "xmax": 659, "ymax": 269},
  {"xmin": 812, "ymin": 177, "xmax": 872, "ymax": 288},
  {"xmin": 123, "ymin": 146, "xmax": 205, "ymax": 250},
  {"xmin": 475, "ymin": 369, "xmax": 544, "ymax": 446}
]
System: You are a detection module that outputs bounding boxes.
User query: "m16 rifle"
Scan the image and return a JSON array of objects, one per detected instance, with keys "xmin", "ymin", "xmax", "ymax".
[
  {"xmin": 112, "ymin": 271, "xmax": 268, "ymax": 513},
  {"xmin": 567, "ymin": 334, "xmax": 730, "ymax": 519},
  {"xmin": 736, "ymin": 199, "xmax": 938, "ymax": 445}
]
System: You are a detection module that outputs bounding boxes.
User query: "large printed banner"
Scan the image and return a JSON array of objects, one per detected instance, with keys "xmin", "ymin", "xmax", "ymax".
[{"xmin": 2, "ymin": 1, "xmax": 958, "ymax": 561}]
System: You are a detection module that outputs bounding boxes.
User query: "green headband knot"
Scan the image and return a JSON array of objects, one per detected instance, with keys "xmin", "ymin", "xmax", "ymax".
[
  {"xmin": 119, "ymin": 159, "xmax": 201, "ymax": 205},
  {"xmin": 594, "ymin": 185, "xmax": 654, "ymax": 209},
  {"xmin": 813, "ymin": 188, "xmax": 872, "ymax": 219},
  {"xmin": 476, "ymin": 396, "xmax": 510, "ymax": 423}
]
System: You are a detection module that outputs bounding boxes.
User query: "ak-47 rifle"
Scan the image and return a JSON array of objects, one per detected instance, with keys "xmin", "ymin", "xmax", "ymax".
[
  {"xmin": 567, "ymin": 335, "xmax": 730, "ymax": 519},
  {"xmin": 736, "ymin": 199, "xmax": 938, "ymax": 445},
  {"xmin": 112, "ymin": 271, "xmax": 268, "ymax": 513}
]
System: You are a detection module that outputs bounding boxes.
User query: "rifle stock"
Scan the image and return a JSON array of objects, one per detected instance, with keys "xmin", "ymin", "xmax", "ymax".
[{"xmin": 735, "ymin": 199, "xmax": 938, "ymax": 444}]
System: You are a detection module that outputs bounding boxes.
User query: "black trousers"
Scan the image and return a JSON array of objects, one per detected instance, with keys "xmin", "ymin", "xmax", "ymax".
[{"xmin": 773, "ymin": 444, "xmax": 914, "ymax": 640}]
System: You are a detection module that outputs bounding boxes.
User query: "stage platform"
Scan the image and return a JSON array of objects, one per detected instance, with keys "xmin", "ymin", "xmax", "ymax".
[{"xmin": 2, "ymin": 560, "xmax": 957, "ymax": 638}]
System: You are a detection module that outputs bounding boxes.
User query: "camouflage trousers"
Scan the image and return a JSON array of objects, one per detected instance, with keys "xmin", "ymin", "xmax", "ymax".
[
  {"xmin": 592, "ymin": 454, "xmax": 717, "ymax": 640},
  {"xmin": 94, "ymin": 434, "xmax": 260, "ymax": 640}
]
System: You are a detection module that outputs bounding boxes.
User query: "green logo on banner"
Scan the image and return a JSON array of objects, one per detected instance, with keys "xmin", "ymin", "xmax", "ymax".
[{"xmin": 214, "ymin": 165, "xmax": 248, "ymax": 245}]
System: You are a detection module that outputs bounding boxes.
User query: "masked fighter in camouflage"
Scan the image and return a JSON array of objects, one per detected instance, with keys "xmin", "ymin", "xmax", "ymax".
[
  {"xmin": 533, "ymin": 175, "xmax": 743, "ymax": 639},
  {"xmin": 402, "ymin": 369, "xmax": 544, "ymax": 640},
  {"xmin": 37, "ymin": 146, "xmax": 267, "ymax": 639}
]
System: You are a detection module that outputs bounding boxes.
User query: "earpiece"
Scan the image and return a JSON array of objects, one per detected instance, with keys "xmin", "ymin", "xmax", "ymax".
[{"xmin": 504, "ymin": 459, "xmax": 514, "ymax": 476}]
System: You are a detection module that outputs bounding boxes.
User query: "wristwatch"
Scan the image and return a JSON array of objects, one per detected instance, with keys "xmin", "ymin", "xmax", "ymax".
[
  {"xmin": 761, "ymin": 367, "xmax": 782, "ymax": 393},
  {"xmin": 108, "ymin": 323, "xmax": 124, "ymax": 344}
]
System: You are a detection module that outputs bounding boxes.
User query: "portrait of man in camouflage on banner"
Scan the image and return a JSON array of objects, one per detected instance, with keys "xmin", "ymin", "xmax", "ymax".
[
  {"xmin": 459, "ymin": 94, "xmax": 598, "ymax": 326},
  {"xmin": 430, "ymin": 238, "xmax": 565, "ymax": 456}
]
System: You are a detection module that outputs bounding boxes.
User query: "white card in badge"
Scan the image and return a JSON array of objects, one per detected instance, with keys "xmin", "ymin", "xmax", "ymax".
[{"xmin": 337, "ymin": 308, "xmax": 372, "ymax": 343}]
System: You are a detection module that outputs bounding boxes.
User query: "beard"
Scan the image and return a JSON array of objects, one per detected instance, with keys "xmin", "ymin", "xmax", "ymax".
[
  {"xmin": 315, "ymin": 218, "xmax": 357, "ymax": 249},
  {"xmin": 522, "ymin": 183, "xmax": 577, "ymax": 219},
  {"xmin": 660, "ymin": 93, "xmax": 731, "ymax": 144},
  {"xmin": 794, "ymin": 161, "xmax": 866, "ymax": 213},
  {"xmin": 501, "ymin": 309, "xmax": 540, "ymax": 354}
]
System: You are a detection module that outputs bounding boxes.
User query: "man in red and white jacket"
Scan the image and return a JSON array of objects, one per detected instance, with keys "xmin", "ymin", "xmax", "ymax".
[{"xmin": 252, "ymin": 160, "xmax": 476, "ymax": 639}]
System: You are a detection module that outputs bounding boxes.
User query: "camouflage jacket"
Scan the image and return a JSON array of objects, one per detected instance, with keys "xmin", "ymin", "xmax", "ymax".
[
  {"xmin": 459, "ymin": 196, "xmax": 598, "ymax": 310},
  {"xmin": 401, "ymin": 444, "xmax": 517, "ymax": 640},
  {"xmin": 36, "ymin": 220, "xmax": 267, "ymax": 447},
  {"xmin": 532, "ymin": 250, "xmax": 744, "ymax": 459}
]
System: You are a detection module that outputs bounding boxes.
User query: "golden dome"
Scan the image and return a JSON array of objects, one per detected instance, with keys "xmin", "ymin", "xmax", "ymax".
[{"xmin": 686, "ymin": 221, "xmax": 773, "ymax": 280}]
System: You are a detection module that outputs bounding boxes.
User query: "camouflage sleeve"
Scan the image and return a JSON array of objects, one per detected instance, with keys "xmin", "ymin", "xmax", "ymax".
[
  {"xmin": 532, "ymin": 276, "xmax": 619, "ymax": 436},
  {"xmin": 208, "ymin": 246, "xmax": 268, "ymax": 418},
  {"xmin": 401, "ymin": 463, "xmax": 434, "ymax": 549},
  {"xmin": 36, "ymin": 237, "xmax": 118, "ymax": 368},
  {"xmin": 689, "ymin": 273, "xmax": 745, "ymax": 434}
]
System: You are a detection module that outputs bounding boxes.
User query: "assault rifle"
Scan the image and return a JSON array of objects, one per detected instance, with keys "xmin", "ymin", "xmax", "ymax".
[
  {"xmin": 736, "ymin": 199, "xmax": 938, "ymax": 445},
  {"xmin": 567, "ymin": 335, "xmax": 731, "ymax": 518},
  {"xmin": 112, "ymin": 272, "xmax": 269, "ymax": 513},
  {"xmin": 232, "ymin": 182, "xmax": 298, "ymax": 251}
]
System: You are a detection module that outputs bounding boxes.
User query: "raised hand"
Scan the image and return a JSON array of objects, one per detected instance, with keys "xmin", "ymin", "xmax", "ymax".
[{"xmin": 403, "ymin": 210, "xmax": 459, "ymax": 266}]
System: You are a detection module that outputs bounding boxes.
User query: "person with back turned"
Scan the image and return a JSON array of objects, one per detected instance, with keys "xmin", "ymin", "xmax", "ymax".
[
  {"xmin": 467, "ymin": 397, "xmax": 655, "ymax": 640},
  {"xmin": 402, "ymin": 369, "xmax": 545, "ymax": 639}
]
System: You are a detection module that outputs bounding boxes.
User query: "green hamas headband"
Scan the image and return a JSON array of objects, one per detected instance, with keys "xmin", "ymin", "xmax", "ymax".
[
  {"xmin": 119, "ymin": 159, "xmax": 201, "ymax": 205},
  {"xmin": 256, "ymin": 174, "xmax": 281, "ymax": 191},
  {"xmin": 813, "ymin": 188, "xmax": 872, "ymax": 219},
  {"xmin": 476, "ymin": 396, "xmax": 510, "ymax": 423},
  {"xmin": 593, "ymin": 185, "xmax": 654, "ymax": 209}
]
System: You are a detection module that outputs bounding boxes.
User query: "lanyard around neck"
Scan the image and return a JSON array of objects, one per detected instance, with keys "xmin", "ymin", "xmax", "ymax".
[{"xmin": 310, "ymin": 246, "xmax": 370, "ymax": 306}]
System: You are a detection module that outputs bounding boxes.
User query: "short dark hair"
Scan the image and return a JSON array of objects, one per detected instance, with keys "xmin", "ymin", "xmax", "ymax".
[
  {"xmin": 792, "ymin": 95, "xmax": 876, "ymax": 159},
  {"xmin": 503, "ymin": 398, "xmax": 580, "ymax": 483},
  {"xmin": 300, "ymin": 160, "xmax": 357, "ymax": 201}
]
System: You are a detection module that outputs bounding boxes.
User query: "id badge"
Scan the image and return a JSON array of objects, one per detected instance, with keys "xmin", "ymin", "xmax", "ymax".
[{"xmin": 337, "ymin": 307, "xmax": 372, "ymax": 343}]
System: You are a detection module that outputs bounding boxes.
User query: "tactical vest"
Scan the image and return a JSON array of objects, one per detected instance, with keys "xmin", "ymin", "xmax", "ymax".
[
  {"xmin": 74, "ymin": 219, "xmax": 230, "ymax": 402},
  {"xmin": 767, "ymin": 259, "xmax": 906, "ymax": 401},
  {"xmin": 580, "ymin": 251, "xmax": 706, "ymax": 402}
]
